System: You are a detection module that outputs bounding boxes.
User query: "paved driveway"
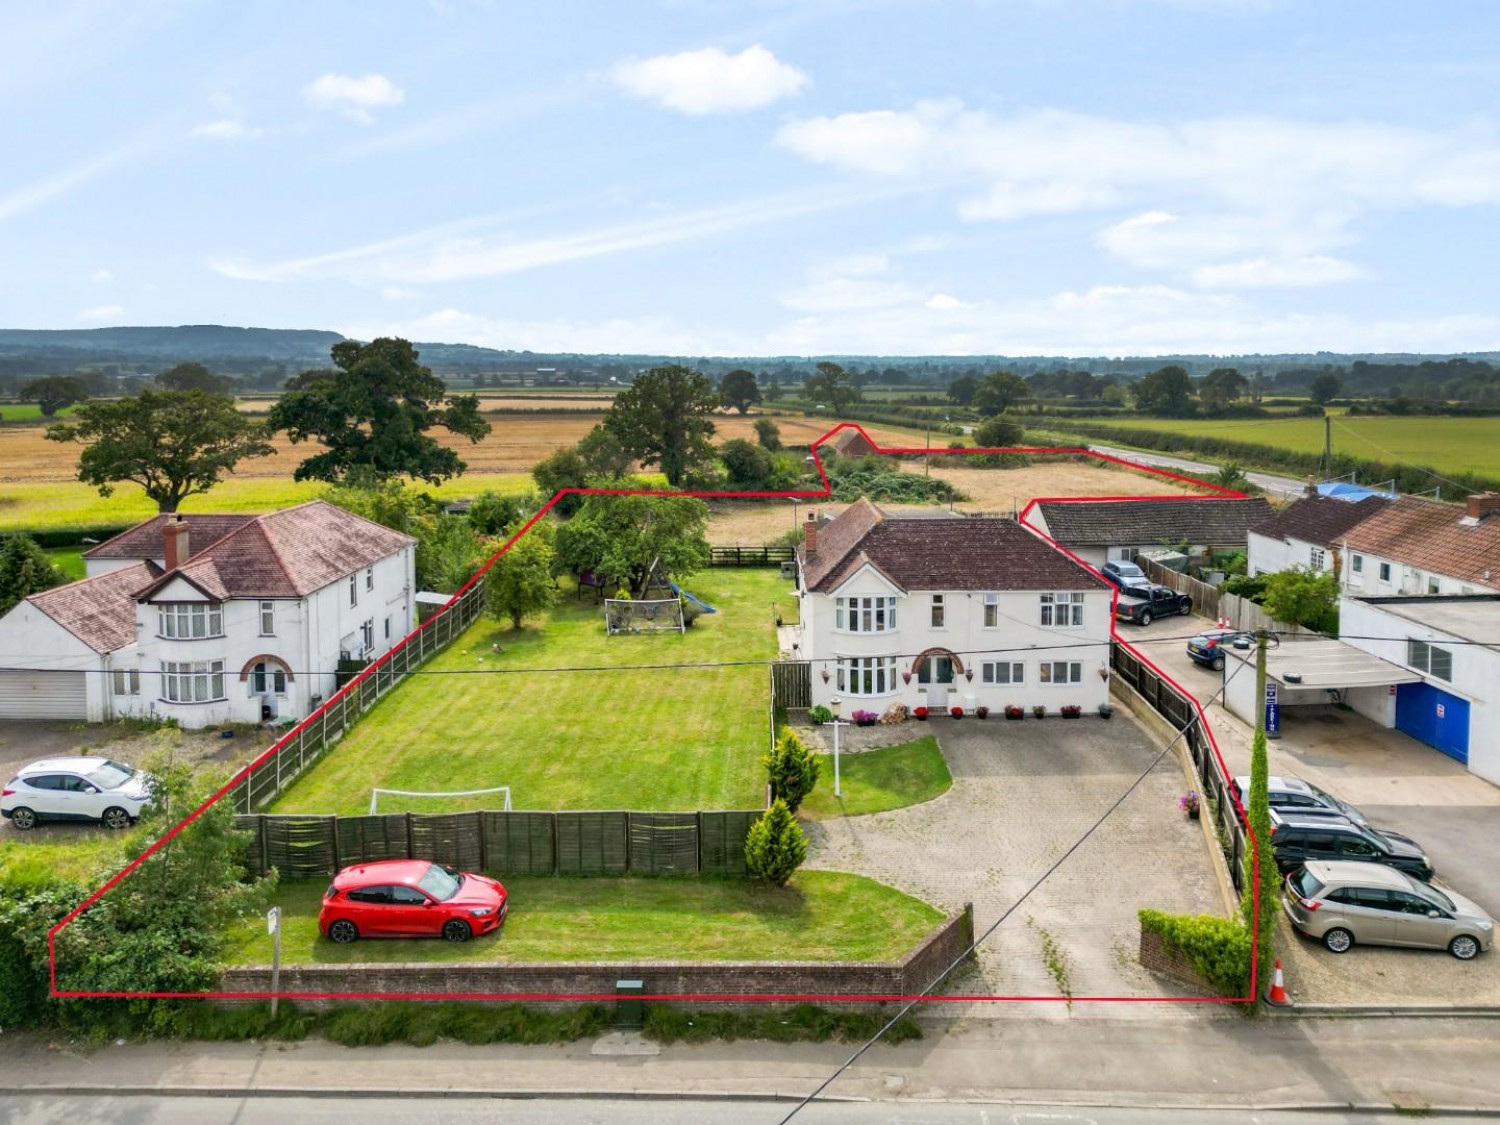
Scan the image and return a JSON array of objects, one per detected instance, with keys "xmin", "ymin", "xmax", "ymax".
[{"xmin": 803, "ymin": 712, "xmax": 1225, "ymax": 1015}]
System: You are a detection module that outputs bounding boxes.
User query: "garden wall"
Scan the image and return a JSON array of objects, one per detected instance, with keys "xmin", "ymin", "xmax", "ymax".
[{"xmin": 218, "ymin": 903, "xmax": 974, "ymax": 1012}]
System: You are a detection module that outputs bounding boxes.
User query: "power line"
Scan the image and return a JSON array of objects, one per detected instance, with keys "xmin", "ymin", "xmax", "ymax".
[{"xmin": 776, "ymin": 654, "xmax": 1253, "ymax": 1123}]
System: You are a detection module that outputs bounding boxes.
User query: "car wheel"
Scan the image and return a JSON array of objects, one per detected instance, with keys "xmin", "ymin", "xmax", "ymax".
[
  {"xmin": 1323, "ymin": 927, "xmax": 1354, "ymax": 954},
  {"xmin": 1450, "ymin": 934, "xmax": 1481, "ymax": 961},
  {"xmin": 328, "ymin": 919, "xmax": 359, "ymax": 944},
  {"xmin": 101, "ymin": 807, "xmax": 132, "ymax": 830},
  {"xmin": 442, "ymin": 919, "xmax": 473, "ymax": 943},
  {"xmin": 1180, "ymin": 600, "xmax": 1193, "ymax": 616},
  {"xmin": 8, "ymin": 807, "xmax": 36, "ymax": 831},
  {"xmin": 1211, "ymin": 654, "xmax": 1225, "ymax": 672},
  {"xmin": 1139, "ymin": 611, "xmax": 1153, "ymax": 626}
]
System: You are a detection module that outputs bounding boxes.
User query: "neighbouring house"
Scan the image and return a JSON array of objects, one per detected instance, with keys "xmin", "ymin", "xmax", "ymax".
[
  {"xmin": 821, "ymin": 427, "xmax": 879, "ymax": 459},
  {"xmin": 0, "ymin": 500, "xmax": 416, "ymax": 726},
  {"xmin": 1340, "ymin": 494, "xmax": 1500, "ymax": 596},
  {"xmin": 1246, "ymin": 493, "xmax": 1389, "ymax": 579},
  {"xmin": 1337, "ymin": 595, "xmax": 1500, "ymax": 785},
  {"xmin": 794, "ymin": 499, "xmax": 1113, "ymax": 716},
  {"xmin": 1028, "ymin": 497, "xmax": 1273, "ymax": 568}
]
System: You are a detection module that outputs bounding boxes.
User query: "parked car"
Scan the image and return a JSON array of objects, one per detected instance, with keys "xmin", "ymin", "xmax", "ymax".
[
  {"xmin": 1, "ymin": 758, "xmax": 154, "ymax": 831},
  {"xmin": 1113, "ymin": 584, "xmax": 1192, "ymax": 626},
  {"xmin": 1186, "ymin": 627, "xmax": 1248, "ymax": 671},
  {"xmin": 1284, "ymin": 860, "xmax": 1493, "ymax": 959},
  {"xmin": 1099, "ymin": 559, "xmax": 1151, "ymax": 593},
  {"xmin": 1231, "ymin": 774, "xmax": 1369, "ymax": 827},
  {"xmin": 1268, "ymin": 810, "xmax": 1434, "ymax": 881},
  {"xmin": 319, "ymin": 859, "xmax": 508, "ymax": 944}
]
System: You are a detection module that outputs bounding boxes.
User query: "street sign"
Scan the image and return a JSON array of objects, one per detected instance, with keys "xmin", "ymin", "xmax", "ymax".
[
  {"xmin": 267, "ymin": 906, "xmax": 281, "ymax": 935},
  {"xmin": 1264, "ymin": 680, "xmax": 1281, "ymax": 739}
]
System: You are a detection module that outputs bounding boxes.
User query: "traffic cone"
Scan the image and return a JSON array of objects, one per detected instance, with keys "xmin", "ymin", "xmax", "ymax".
[{"xmin": 1265, "ymin": 958, "xmax": 1289, "ymax": 1006}]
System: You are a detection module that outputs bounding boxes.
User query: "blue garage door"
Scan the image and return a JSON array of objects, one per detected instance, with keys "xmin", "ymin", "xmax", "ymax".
[{"xmin": 1396, "ymin": 682, "xmax": 1471, "ymax": 764}]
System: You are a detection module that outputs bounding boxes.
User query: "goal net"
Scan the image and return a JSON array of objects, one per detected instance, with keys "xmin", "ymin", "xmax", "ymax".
[
  {"xmin": 604, "ymin": 597, "xmax": 685, "ymax": 634},
  {"xmin": 368, "ymin": 785, "xmax": 513, "ymax": 815}
]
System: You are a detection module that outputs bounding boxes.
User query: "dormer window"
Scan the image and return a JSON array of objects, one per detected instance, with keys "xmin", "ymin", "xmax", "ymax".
[{"xmin": 158, "ymin": 603, "xmax": 223, "ymax": 639}]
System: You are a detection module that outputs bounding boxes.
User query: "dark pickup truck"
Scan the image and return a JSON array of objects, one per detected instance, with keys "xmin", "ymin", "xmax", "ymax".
[{"xmin": 1113, "ymin": 584, "xmax": 1193, "ymax": 626}]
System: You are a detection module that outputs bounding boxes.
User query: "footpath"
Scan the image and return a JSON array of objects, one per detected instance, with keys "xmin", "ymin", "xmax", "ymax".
[{"xmin": 4, "ymin": 1012, "xmax": 1500, "ymax": 1113}]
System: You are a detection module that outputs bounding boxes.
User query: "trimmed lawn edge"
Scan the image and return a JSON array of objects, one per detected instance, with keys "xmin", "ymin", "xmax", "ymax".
[{"xmin": 799, "ymin": 736, "xmax": 953, "ymax": 820}]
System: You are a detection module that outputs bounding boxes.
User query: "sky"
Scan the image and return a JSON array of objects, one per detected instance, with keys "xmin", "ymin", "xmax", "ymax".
[{"xmin": 4, "ymin": 0, "xmax": 1500, "ymax": 358}]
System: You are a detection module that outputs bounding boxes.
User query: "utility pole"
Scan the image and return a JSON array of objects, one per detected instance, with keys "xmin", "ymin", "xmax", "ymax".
[
  {"xmin": 924, "ymin": 416, "xmax": 932, "ymax": 477},
  {"xmin": 1323, "ymin": 415, "xmax": 1332, "ymax": 478}
]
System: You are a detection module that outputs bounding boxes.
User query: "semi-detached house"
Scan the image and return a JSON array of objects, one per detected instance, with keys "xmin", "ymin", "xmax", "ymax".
[
  {"xmin": 0, "ymin": 501, "xmax": 415, "ymax": 727},
  {"xmin": 795, "ymin": 499, "xmax": 1113, "ymax": 716}
]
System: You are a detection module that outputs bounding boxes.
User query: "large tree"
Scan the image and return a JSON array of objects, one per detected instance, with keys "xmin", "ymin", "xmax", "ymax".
[
  {"xmin": 1309, "ymin": 372, "xmax": 1342, "ymax": 405},
  {"xmin": 156, "ymin": 362, "xmax": 233, "ymax": 396},
  {"xmin": 268, "ymin": 337, "xmax": 490, "ymax": 485},
  {"xmin": 946, "ymin": 374, "xmax": 980, "ymax": 407},
  {"xmin": 485, "ymin": 523, "xmax": 557, "ymax": 629},
  {"xmin": 21, "ymin": 374, "xmax": 89, "ymax": 417},
  {"xmin": 973, "ymin": 371, "xmax": 1031, "ymax": 416},
  {"xmin": 553, "ymin": 492, "xmax": 710, "ymax": 595},
  {"xmin": 719, "ymin": 368, "xmax": 762, "ymax": 415},
  {"xmin": 0, "ymin": 534, "xmax": 68, "ymax": 614},
  {"xmin": 801, "ymin": 361, "xmax": 860, "ymax": 412},
  {"xmin": 46, "ymin": 390, "xmax": 275, "ymax": 513},
  {"xmin": 1198, "ymin": 367, "xmax": 1248, "ymax": 413},
  {"xmin": 1135, "ymin": 365, "xmax": 1197, "ymax": 417},
  {"xmin": 601, "ymin": 365, "xmax": 718, "ymax": 487}
]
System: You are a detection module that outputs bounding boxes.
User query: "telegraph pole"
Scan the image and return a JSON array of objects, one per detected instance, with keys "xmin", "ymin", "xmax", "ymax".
[{"xmin": 1323, "ymin": 415, "xmax": 1332, "ymax": 478}]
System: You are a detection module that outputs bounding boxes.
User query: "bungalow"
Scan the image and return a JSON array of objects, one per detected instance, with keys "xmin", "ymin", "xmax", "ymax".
[
  {"xmin": 1028, "ymin": 497, "xmax": 1273, "ymax": 568},
  {"xmin": 1246, "ymin": 493, "xmax": 1389, "ymax": 579},
  {"xmin": 795, "ymin": 499, "xmax": 1113, "ymax": 716},
  {"xmin": 1340, "ymin": 494, "xmax": 1500, "ymax": 596},
  {"xmin": 0, "ymin": 501, "xmax": 416, "ymax": 726}
]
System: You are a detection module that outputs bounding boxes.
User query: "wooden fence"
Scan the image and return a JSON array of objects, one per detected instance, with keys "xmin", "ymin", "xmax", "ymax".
[
  {"xmin": 228, "ymin": 582, "xmax": 487, "ymax": 813},
  {"xmin": 1137, "ymin": 557, "xmax": 1310, "ymax": 636},
  {"xmin": 235, "ymin": 809, "xmax": 762, "ymax": 880},
  {"xmin": 710, "ymin": 545, "xmax": 795, "ymax": 567},
  {"xmin": 1110, "ymin": 642, "xmax": 1246, "ymax": 898}
]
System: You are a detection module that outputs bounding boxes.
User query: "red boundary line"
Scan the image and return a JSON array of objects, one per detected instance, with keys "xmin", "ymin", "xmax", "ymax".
[{"xmin": 48, "ymin": 422, "xmax": 1262, "ymax": 1006}]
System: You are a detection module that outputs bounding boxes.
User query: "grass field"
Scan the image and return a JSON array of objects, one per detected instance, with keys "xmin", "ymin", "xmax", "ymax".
[
  {"xmin": 799, "ymin": 736, "xmax": 952, "ymax": 820},
  {"xmin": 273, "ymin": 569, "xmax": 794, "ymax": 815},
  {"xmin": 222, "ymin": 870, "xmax": 944, "ymax": 965},
  {"xmin": 1068, "ymin": 413, "xmax": 1500, "ymax": 477},
  {"xmin": 44, "ymin": 546, "xmax": 86, "ymax": 579}
]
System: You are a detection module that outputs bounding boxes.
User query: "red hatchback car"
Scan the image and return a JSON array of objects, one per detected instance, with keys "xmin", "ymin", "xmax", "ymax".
[{"xmin": 319, "ymin": 859, "xmax": 508, "ymax": 944}]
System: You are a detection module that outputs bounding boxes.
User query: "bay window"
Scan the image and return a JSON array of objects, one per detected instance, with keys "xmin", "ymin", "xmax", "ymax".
[
  {"xmin": 157, "ymin": 602, "xmax": 223, "ymax": 639},
  {"xmin": 834, "ymin": 596, "xmax": 897, "ymax": 633},
  {"xmin": 835, "ymin": 656, "xmax": 898, "ymax": 697},
  {"xmin": 161, "ymin": 659, "xmax": 226, "ymax": 703}
]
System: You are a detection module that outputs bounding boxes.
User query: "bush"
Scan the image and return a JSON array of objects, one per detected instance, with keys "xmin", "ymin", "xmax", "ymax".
[
  {"xmin": 1138, "ymin": 909, "xmax": 1252, "ymax": 997},
  {"xmin": 851, "ymin": 709, "xmax": 878, "ymax": 726},
  {"xmin": 745, "ymin": 800, "xmax": 808, "ymax": 886},
  {"xmin": 1031, "ymin": 705, "xmax": 1046, "ymax": 719},
  {"xmin": 807, "ymin": 704, "xmax": 834, "ymax": 725},
  {"xmin": 764, "ymin": 728, "xmax": 820, "ymax": 811},
  {"xmin": 644, "ymin": 1003, "xmax": 920, "ymax": 1045},
  {"xmin": 949, "ymin": 706, "xmax": 963, "ymax": 719},
  {"xmin": 975, "ymin": 705, "xmax": 989, "ymax": 719}
]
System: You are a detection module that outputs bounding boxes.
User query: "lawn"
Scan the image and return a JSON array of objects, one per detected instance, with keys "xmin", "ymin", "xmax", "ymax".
[
  {"xmin": 44, "ymin": 546, "xmax": 86, "ymax": 579},
  {"xmin": 221, "ymin": 870, "xmax": 945, "ymax": 965},
  {"xmin": 799, "ymin": 736, "xmax": 952, "ymax": 820},
  {"xmin": 273, "ymin": 568, "xmax": 796, "ymax": 814},
  {"xmin": 0, "ymin": 826, "xmax": 139, "ymax": 888}
]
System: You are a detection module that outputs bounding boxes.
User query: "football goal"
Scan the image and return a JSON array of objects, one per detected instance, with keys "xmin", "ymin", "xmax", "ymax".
[
  {"xmin": 368, "ymin": 785, "xmax": 513, "ymax": 815},
  {"xmin": 604, "ymin": 597, "xmax": 685, "ymax": 634}
]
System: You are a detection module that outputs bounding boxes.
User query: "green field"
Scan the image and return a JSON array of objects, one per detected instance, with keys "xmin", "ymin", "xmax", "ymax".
[
  {"xmin": 222, "ymin": 871, "xmax": 944, "ymax": 965},
  {"xmin": 273, "ymin": 569, "xmax": 795, "ymax": 815},
  {"xmin": 0, "ymin": 404, "xmax": 78, "ymax": 422},
  {"xmin": 800, "ymin": 736, "xmax": 952, "ymax": 819},
  {"xmin": 1069, "ymin": 413, "xmax": 1500, "ymax": 477}
]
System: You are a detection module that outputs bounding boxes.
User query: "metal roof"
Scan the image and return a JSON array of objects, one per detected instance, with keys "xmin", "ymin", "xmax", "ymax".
[{"xmin": 1227, "ymin": 637, "xmax": 1421, "ymax": 689}]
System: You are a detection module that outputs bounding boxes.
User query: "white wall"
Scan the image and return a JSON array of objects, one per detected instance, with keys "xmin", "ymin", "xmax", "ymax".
[
  {"xmin": 1340, "ymin": 548, "xmax": 1497, "ymax": 597},
  {"xmin": 1247, "ymin": 532, "xmax": 1336, "ymax": 578},
  {"xmin": 0, "ymin": 601, "xmax": 109, "ymax": 719}
]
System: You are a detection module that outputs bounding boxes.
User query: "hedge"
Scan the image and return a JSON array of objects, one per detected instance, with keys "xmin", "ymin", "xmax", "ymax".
[
  {"xmin": 17, "ymin": 524, "xmax": 132, "ymax": 549},
  {"xmin": 1138, "ymin": 908, "xmax": 1252, "ymax": 997}
]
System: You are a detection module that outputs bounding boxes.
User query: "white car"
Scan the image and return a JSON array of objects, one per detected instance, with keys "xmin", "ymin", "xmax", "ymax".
[{"xmin": 1, "ymin": 757, "xmax": 154, "ymax": 831}]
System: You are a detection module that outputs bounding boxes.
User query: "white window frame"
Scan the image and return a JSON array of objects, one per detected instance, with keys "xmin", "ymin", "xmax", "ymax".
[
  {"xmin": 1407, "ymin": 639, "xmax": 1454, "ymax": 682},
  {"xmin": 834, "ymin": 596, "xmax": 898, "ymax": 634},
  {"xmin": 1351, "ymin": 554, "xmax": 1364, "ymax": 574},
  {"xmin": 361, "ymin": 618, "xmax": 375, "ymax": 655},
  {"xmin": 259, "ymin": 600, "xmax": 275, "ymax": 636},
  {"xmin": 349, "ymin": 574, "xmax": 358, "ymax": 607},
  {"xmin": 157, "ymin": 602, "xmax": 223, "ymax": 640},
  {"xmin": 980, "ymin": 661, "xmax": 1025, "ymax": 685},
  {"xmin": 930, "ymin": 595, "xmax": 945, "ymax": 629},
  {"xmin": 112, "ymin": 669, "xmax": 140, "ymax": 696},
  {"xmin": 1039, "ymin": 592, "xmax": 1084, "ymax": 628},
  {"xmin": 249, "ymin": 660, "xmax": 288, "ymax": 696},
  {"xmin": 834, "ymin": 655, "xmax": 899, "ymax": 698},
  {"xmin": 1039, "ymin": 661, "xmax": 1083, "ymax": 685},
  {"xmin": 982, "ymin": 593, "xmax": 999, "ymax": 628},
  {"xmin": 1310, "ymin": 547, "xmax": 1326, "ymax": 570},
  {"xmin": 1379, "ymin": 561, "xmax": 1392, "ymax": 582},
  {"xmin": 161, "ymin": 659, "xmax": 226, "ymax": 703},
  {"xmin": 365, "ymin": 566, "xmax": 374, "ymax": 591}
]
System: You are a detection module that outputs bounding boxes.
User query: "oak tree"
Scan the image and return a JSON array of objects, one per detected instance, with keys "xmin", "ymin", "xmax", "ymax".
[{"xmin": 601, "ymin": 365, "xmax": 718, "ymax": 487}]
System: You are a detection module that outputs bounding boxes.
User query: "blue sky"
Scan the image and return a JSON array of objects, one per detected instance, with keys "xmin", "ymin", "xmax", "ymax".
[{"xmin": 5, "ymin": 0, "xmax": 1500, "ymax": 357}]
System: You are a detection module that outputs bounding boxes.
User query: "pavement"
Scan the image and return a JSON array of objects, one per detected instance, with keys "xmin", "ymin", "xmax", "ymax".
[
  {"xmin": 802, "ymin": 713, "xmax": 1224, "ymax": 1014},
  {"xmin": 1087, "ymin": 444, "xmax": 1305, "ymax": 498}
]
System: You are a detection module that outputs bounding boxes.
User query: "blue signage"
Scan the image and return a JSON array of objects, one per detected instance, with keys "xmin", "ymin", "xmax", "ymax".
[{"xmin": 1264, "ymin": 680, "xmax": 1281, "ymax": 739}]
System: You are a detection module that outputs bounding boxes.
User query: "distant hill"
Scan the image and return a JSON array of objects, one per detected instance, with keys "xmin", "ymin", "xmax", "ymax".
[{"xmin": 0, "ymin": 325, "xmax": 344, "ymax": 365}]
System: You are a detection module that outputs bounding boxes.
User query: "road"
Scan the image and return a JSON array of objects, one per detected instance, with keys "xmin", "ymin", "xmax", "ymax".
[{"xmin": 1088, "ymin": 444, "xmax": 1305, "ymax": 498}]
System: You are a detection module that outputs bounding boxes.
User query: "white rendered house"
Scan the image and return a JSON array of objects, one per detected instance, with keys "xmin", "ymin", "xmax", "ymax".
[
  {"xmin": 0, "ymin": 501, "xmax": 416, "ymax": 726},
  {"xmin": 795, "ymin": 499, "xmax": 1113, "ymax": 716}
]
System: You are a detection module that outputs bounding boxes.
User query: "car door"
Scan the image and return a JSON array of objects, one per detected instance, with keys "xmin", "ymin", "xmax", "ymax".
[
  {"xmin": 1335, "ymin": 833, "xmax": 1383, "ymax": 868},
  {"xmin": 57, "ymin": 772, "xmax": 105, "ymax": 821},
  {"xmin": 1390, "ymin": 890, "xmax": 1452, "ymax": 950},
  {"xmin": 27, "ymin": 774, "xmax": 81, "ymax": 820},
  {"xmin": 1329, "ymin": 887, "xmax": 1399, "ymax": 945},
  {"xmin": 345, "ymin": 885, "xmax": 397, "ymax": 935},
  {"xmin": 387, "ymin": 884, "xmax": 437, "ymax": 935}
]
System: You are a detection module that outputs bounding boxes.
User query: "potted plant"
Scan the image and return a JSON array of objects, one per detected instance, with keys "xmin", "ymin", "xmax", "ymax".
[
  {"xmin": 1060, "ymin": 704, "xmax": 1082, "ymax": 719},
  {"xmin": 852, "ymin": 709, "xmax": 879, "ymax": 727},
  {"xmin": 1031, "ymin": 705, "xmax": 1047, "ymax": 719},
  {"xmin": 914, "ymin": 706, "xmax": 929, "ymax": 721},
  {"xmin": 1179, "ymin": 791, "xmax": 1201, "ymax": 820},
  {"xmin": 950, "ymin": 705, "xmax": 964, "ymax": 719},
  {"xmin": 1005, "ymin": 705, "xmax": 1024, "ymax": 720},
  {"xmin": 975, "ymin": 705, "xmax": 989, "ymax": 719},
  {"xmin": 1098, "ymin": 701, "xmax": 1114, "ymax": 719}
]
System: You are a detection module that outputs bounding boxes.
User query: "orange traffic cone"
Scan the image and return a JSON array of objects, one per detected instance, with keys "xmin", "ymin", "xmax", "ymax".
[{"xmin": 1265, "ymin": 957, "xmax": 1289, "ymax": 1006}]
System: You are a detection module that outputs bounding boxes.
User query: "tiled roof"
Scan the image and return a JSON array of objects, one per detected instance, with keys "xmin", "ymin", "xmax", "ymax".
[
  {"xmin": 83, "ymin": 514, "xmax": 257, "ymax": 560},
  {"xmin": 801, "ymin": 500, "xmax": 1103, "ymax": 594},
  {"xmin": 1034, "ymin": 497, "xmax": 1273, "ymax": 547},
  {"xmin": 1249, "ymin": 495, "xmax": 1389, "ymax": 549},
  {"xmin": 1342, "ymin": 497, "xmax": 1500, "ymax": 586},
  {"xmin": 137, "ymin": 500, "xmax": 416, "ymax": 601},
  {"xmin": 28, "ymin": 562, "xmax": 160, "ymax": 653}
]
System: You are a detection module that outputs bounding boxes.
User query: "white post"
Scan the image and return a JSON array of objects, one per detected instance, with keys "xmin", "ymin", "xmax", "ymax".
[
  {"xmin": 829, "ymin": 695, "xmax": 844, "ymax": 798},
  {"xmin": 267, "ymin": 906, "xmax": 282, "ymax": 1019}
]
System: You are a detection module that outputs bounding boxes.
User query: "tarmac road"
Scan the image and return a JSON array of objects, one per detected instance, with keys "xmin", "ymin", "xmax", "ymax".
[{"xmin": 1088, "ymin": 444, "xmax": 1306, "ymax": 498}]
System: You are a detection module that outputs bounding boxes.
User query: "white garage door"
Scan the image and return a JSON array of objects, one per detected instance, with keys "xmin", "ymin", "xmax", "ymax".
[{"xmin": 0, "ymin": 670, "xmax": 88, "ymax": 719}]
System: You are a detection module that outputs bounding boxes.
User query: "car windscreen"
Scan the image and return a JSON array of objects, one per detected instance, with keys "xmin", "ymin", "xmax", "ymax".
[
  {"xmin": 417, "ymin": 863, "xmax": 463, "ymax": 901},
  {"xmin": 1302, "ymin": 779, "xmax": 1358, "ymax": 817},
  {"xmin": 1288, "ymin": 868, "xmax": 1324, "ymax": 899},
  {"xmin": 1359, "ymin": 825, "xmax": 1395, "ymax": 852},
  {"xmin": 86, "ymin": 761, "xmax": 136, "ymax": 790},
  {"xmin": 1115, "ymin": 564, "xmax": 1144, "ymax": 576}
]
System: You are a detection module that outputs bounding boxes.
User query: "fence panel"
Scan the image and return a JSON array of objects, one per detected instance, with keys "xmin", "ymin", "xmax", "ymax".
[
  {"xmin": 699, "ymin": 810, "xmax": 758, "ymax": 875},
  {"xmin": 480, "ymin": 811, "xmax": 557, "ymax": 875},
  {"xmin": 260, "ymin": 814, "xmax": 340, "ymax": 879},
  {"xmin": 555, "ymin": 811, "xmax": 630, "ymax": 874},
  {"xmin": 409, "ymin": 812, "xmax": 485, "ymax": 872},
  {"xmin": 628, "ymin": 812, "xmax": 700, "ymax": 874},
  {"xmin": 709, "ymin": 546, "xmax": 795, "ymax": 568},
  {"xmin": 1137, "ymin": 557, "xmax": 1221, "ymax": 620},
  {"xmin": 336, "ymin": 814, "xmax": 413, "ymax": 867},
  {"xmin": 770, "ymin": 660, "xmax": 812, "ymax": 711}
]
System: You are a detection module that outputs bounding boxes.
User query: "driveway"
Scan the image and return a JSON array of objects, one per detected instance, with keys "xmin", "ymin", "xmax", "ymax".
[{"xmin": 803, "ymin": 712, "xmax": 1226, "ymax": 1016}]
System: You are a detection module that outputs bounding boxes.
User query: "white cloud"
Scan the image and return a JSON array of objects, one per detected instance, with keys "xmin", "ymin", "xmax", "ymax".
[
  {"xmin": 925, "ymin": 292, "xmax": 967, "ymax": 309},
  {"xmin": 77, "ymin": 304, "xmax": 124, "ymax": 322},
  {"xmin": 92, "ymin": 268, "xmax": 112, "ymax": 283},
  {"xmin": 0, "ymin": 143, "xmax": 139, "ymax": 222},
  {"xmin": 381, "ymin": 286, "xmax": 423, "ymax": 301},
  {"xmin": 612, "ymin": 44, "xmax": 808, "ymax": 115},
  {"xmin": 779, "ymin": 276, "xmax": 922, "ymax": 313},
  {"xmin": 191, "ymin": 118, "xmax": 263, "ymax": 141},
  {"xmin": 1193, "ymin": 256, "xmax": 1366, "ymax": 289},
  {"xmin": 303, "ymin": 73, "xmax": 405, "ymax": 124}
]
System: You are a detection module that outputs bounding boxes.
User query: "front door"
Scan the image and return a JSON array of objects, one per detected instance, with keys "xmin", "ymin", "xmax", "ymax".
[{"xmin": 918, "ymin": 654, "xmax": 955, "ymax": 709}]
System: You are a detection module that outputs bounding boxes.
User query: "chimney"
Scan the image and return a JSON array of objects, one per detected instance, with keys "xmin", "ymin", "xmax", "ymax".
[
  {"xmin": 163, "ymin": 517, "xmax": 190, "ymax": 571},
  {"xmin": 1305, "ymin": 475, "xmax": 1318, "ymax": 498},
  {"xmin": 1466, "ymin": 493, "xmax": 1500, "ymax": 521},
  {"xmin": 803, "ymin": 514, "xmax": 818, "ymax": 555}
]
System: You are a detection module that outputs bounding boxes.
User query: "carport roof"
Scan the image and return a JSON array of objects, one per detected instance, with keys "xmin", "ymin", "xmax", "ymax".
[
  {"xmin": 1354, "ymin": 595, "xmax": 1500, "ymax": 649},
  {"xmin": 1227, "ymin": 637, "xmax": 1421, "ymax": 689}
]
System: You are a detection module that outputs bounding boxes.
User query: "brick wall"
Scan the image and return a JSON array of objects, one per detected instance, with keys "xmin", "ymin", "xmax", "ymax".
[
  {"xmin": 218, "ymin": 906, "xmax": 973, "ymax": 1012},
  {"xmin": 1138, "ymin": 928, "xmax": 1215, "ymax": 993}
]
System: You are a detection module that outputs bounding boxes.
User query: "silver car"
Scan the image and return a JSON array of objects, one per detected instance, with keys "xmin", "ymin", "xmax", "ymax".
[{"xmin": 1284, "ymin": 860, "xmax": 1494, "ymax": 960}]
